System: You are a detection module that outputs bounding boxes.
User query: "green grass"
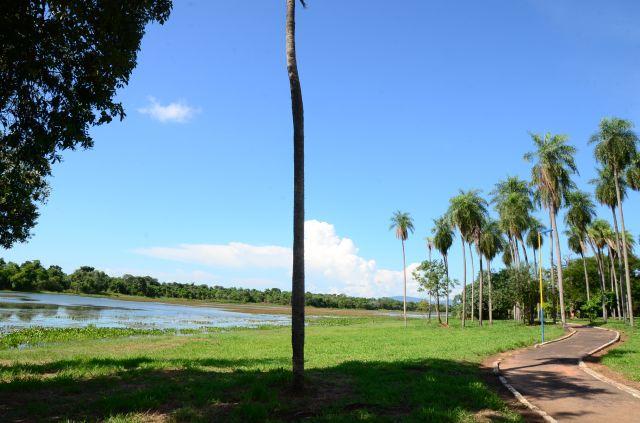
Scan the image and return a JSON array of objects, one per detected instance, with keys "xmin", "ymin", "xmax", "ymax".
[
  {"xmin": 0, "ymin": 319, "xmax": 563, "ymax": 422},
  {"xmin": 597, "ymin": 321, "xmax": 640, "ymax": 382}
]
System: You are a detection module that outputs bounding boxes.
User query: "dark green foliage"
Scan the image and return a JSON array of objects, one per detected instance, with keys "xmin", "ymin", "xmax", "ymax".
[
  {"xmin": 0, "ymin": 0, "xmax": 172, "ymax": 247},
  {"xmin": 0, "ymin": 259, "xmax": 418, "ymax": 311}
]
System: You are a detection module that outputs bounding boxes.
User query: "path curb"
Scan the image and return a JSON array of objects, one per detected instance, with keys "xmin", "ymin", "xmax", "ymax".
[
  {"xmin": 534, "ymin": 326, "xmax": 576, "ymax": 348},
  {"xmin": 577, "ymin": 325, "xmax": 640, "ymax": 400},
  {"xmin": 492, "ymin": 326, "xmax": 575, "ymax": 423},
  {"xmin": 493, "ymin": 360, "xmax": 557, "ymax": 423}
]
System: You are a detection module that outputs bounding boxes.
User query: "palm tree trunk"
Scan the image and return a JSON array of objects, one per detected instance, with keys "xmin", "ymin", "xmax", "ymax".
[
  {"xmin": 461, "ymin": 240, "xmax": 466, "ymax": 327},
  {"xmin": 286, "ymin": 0, "xmax": 305, "ymax": 391},
  {"xmin": 533, "ymin": 248, "xmax": 538, "ymax": 276},
  {"xmin": 402, "ymin": 239, "xmax": 407, "ymax": 327},
  {"xmin": 436, "ymin": 285, "xmax": 441, "ymax": 324},
  {"xmin": 488, "ymin": 259, "xmax": 493, "ymax": 325},
  {"xmin": 608, "ymin": 247, "xmax": 622, "ymax": 319},
  {"xmin": 550, "ymin": 206, "xmax": 566, "ymax": 325},
  {"xmin": 610, "ymin": 207, "xmax": 627, "ymax": 320},
  {"xmin": 428, "ymin": 292, "xmax": 432, "ymax": 322},
  {"xmin": 613, "ymin": 169, "xmax": 634, "ymax": 326},
  {"xmin": 469, "ymin": 243, "xmax": 475, "ymax": 322},
  {"xmin": 445, "ymin": 254, "xmax": 450, "ymax": 325},
  {"xmin": 597, "ymin": 249, "xmax": 608, "ymax": 322},
  {"xmin": 548, "ymin": 209, "xmax": 557, "ymax": 323},
  {"xmin": 580, "ymin": 250, "xmax": 590, "ymax": 301},
  {"xmin": 478, "ymin": 254, "xmax": 484, "ymax": 326},
  {"xmin": 519, "ymin": 236, "xmax": 529, "ymax": 267}
]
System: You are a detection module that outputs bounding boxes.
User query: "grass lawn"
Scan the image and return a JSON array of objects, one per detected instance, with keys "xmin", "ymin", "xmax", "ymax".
[
  {"xmin": 597, "ymin": 321, "xmax": 640, "ymax": 382},
  {"xmin": 0, "ymin": 318, "xmax": 563, "ymax": 422}
]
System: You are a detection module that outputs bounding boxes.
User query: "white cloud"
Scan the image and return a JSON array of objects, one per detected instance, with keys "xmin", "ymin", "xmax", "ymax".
[
  {"xmin": 137, "ymin": 97, "xmax": 199, "ymax": 123},
  {"xmin": 134, "ymin": 220, "xmax": 422, "ymax": 298}
]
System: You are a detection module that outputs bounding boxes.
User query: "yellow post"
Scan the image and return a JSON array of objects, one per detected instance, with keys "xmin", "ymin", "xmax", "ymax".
[{"xmin": 538, "ymin": 231, "xmax": 545, "ymax": 342}]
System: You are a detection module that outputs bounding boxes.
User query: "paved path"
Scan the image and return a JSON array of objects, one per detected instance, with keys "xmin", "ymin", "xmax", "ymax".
[{"xmin": 499, "ymin": 326, "xmax": 640, "ymax": 422}]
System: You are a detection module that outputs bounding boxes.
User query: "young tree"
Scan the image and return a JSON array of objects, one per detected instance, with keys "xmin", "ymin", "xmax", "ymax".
[
  {"xmin": 590, "ymin": 117, "xmax": 639, "ymax": 325},
  {"xmin": 286, "ymin": 0, "xmax": 308, "ymax": 390},
  {"xmin": 525, "ymin": 132, "xmax": 578, "ymax": 325},
  {"xmin": 413, "ymin": 260, "xmax": 447, "ymax": 324},
  {"xmin": 389, "ymin": 211, "xmax": 415, "ymax": 326},
  {"xmin": 0, "ymin": 1, "xmax": 172, "ymax": 246}
]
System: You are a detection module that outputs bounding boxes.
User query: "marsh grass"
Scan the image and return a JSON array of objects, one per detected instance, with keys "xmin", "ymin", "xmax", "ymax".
[{"xmin": 0, "ymin": 319, "xmax": 563, "ymax": 422}]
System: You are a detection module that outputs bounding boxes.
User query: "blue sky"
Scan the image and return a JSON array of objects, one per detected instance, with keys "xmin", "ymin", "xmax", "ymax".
[{"xmin": 4, "ymin": 0, "xmax": 640, "ymax": 298}]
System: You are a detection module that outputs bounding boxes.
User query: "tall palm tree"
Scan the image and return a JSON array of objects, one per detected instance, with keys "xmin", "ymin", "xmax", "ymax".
[
  {"xmin": 564, "ymin": 190, "xmax": 596, "ymax": 302},
  {"xmin": 432, "ymin": 216, "xmax": 454, "ymax": 325},
  {"xmin": 590, "ymin": 117, "xmax": 639, "ymax": 326},
  {"xmin": 286, "ymin": 0, "xmax": 307, "ymax": 390},
  {"xmin": 587, "ymin": 219, "xmax": 613, "ymax": 321},
  {"xmin": 591, "ymin": 166, "xmax": 628, "ymax": 319},
  {"xmin": 390, "ymin": 211, "xmax": 415, "ymax": 327},
  {"xmin": 525, "ymin": 132, "xmax": 577, "ymax": 325},
  {"xmin": 479, "ymin": 218, "xmax": 504, "ymax": 325},
  {"xmin": 491, "ymin": 177, "xmax": 534, "ymax": 267},
  {"xmin": 447, "ymin": 190, "xmax": 487, "ymax": 327}
]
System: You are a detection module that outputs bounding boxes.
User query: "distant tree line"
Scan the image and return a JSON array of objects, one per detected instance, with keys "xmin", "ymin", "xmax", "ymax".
[{"xmin": 0, "ymin": 259, "xmax": 420, "ymax": 311}]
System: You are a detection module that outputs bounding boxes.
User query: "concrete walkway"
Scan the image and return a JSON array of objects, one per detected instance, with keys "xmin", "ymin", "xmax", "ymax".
[{"xmin": 499, "ymin": 326, "xmax": 640, "ymax": 422}]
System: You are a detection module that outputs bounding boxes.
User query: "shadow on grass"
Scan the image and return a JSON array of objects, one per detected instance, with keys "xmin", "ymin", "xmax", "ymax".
[{"xmin": 0, "ymin": 356, "xmax": 524, "ymax": 422}]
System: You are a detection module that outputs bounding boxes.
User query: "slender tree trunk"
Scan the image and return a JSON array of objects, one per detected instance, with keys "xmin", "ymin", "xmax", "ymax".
[
  {"xmin": 402, "ymin": 239, "xmax": 407, "ymax": 327},
  {"xmin": 519, "ymin": 236, "xmax": 529, "ymax": 267},
  {"xmin": 469, "ymin": 243, "xmax": 475, "ymax": 322},
  {"xmin": 614, "ymin": 169, "xmax": 634, "ymax": 326},
  {"xmin": 548, "ymin": 209, "xmax": 557, "ymax": 323},
  {"xmin": 488, "ymin": 259, "xmax": 493, "ymax": 325},
  {"xmin": 461, "ymin": 240, "xmax": 466, "ymax": 327},
  {"xmin": 445, "ymin": 255, "xmax": 450, "ymax": 325},
  {"xmin": 478, "ymin": 253, "xmax": 484, "ymax": 326},
  {"xmin": 533, "ymin": 248, "xmax": 538, "ymax": 276},
  {"xmin": 436, "ymin": 285, "xmax": 441, "ymax": 324},
  {"xmin": 609, "ymin": 247, "xmax": 622, "ymax": 319},
  {"xmin": 550, "ymin": 206, "xmax": 566, "ymax": 325},
  {"xmin": 611, "ymin": 206, "xmax": 627, "ymax": 321},
  {"xmin": 580, "ymin": 250, "xmax": 590, "ymax": 301},
  {"xmin": 286, "ymin": 0, "xmax": 305, "ymax": 391},
  {"xmin": 597, "ymin": 249, "xmax": 608, "ymax": 322},
  {"xmin": 428, "ymin": 292, "xmax": 432, "ymax": 322}
]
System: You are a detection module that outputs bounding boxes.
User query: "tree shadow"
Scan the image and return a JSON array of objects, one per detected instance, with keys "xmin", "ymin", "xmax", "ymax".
[{"xmin": 1, "ymin": 357, "xmax": 525, "ymax": 422}]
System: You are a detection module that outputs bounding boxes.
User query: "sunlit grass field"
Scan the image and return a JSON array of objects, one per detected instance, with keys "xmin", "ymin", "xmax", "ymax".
[
  {"xmin": 598, "ymin": 321, "xmax": 640, "ymax": 382},
  {"xmin": 0, "ymin": 318, "xmax": 563, "ymax": 422}
]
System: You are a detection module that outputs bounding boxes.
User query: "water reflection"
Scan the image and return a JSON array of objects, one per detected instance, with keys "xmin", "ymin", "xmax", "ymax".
[{"xmin": 0, "ymin": 291, "xmax": 290, "ymax": 332}]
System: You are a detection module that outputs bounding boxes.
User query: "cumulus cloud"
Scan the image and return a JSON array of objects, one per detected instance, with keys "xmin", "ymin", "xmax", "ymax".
[
  {"xmin": 137, "ymin": 97, "xmax": 199, "ymax": 123},
  {"xmin": 135, "ymin": 220, "xmax": 421, "ymax": 298}
]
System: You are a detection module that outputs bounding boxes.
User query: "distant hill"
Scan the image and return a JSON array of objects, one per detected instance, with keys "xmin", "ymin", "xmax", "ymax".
[{"xmin": 389, "ymin": 296, "xmax": 423, "ymax": 303}]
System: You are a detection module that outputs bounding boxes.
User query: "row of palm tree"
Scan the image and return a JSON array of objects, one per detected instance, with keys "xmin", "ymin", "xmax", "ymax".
[{"xmin": 389, "ymin": 118, "xmax": 640, "ymax": 329}]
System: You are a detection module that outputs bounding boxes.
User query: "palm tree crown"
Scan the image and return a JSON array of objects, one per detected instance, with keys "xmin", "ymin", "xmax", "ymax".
[
  {"xmin": 479, "ymin": 219, "xmax": 505, "ymax": 262},
  {"xmin": 447, "ymin": 190, "xmax": 488, "ymax": 240},
  {"xmin": 524, "ymin": 132, "xmax": 578, "ymax": 211},
  {"xmin": 591, "ymin": 166, "xmax": 626, "ymax": 208},
  {"xmin": 432, "ymin": 215, "xmax": 454, "ymax": 258},
  {"xmin": 389, "ymin": 211, "xmax": 415, "ymax": 241},
  {"xmin": 564, "ymin": 190, "xmax": 596, "ymax": 234},
  {"xmin": 590, "ymin": 117, "xmax": 639, "ymax": 174}
]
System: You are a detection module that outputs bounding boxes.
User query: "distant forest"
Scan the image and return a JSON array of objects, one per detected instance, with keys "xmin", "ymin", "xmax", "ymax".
[{"xmin": 0, "ymin": 259, "xmax": 420, "ymax": 311}]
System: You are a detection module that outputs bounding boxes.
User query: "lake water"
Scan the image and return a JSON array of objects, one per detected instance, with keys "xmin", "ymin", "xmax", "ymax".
[{"xmin": 0, "ymin": 291, "xmax": 290, "ymax": 332}]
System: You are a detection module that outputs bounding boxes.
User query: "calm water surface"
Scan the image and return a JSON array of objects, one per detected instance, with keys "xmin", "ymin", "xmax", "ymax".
[{"xmin": 0, "ymin": 291, "xmax": 290, "ymax": 332}]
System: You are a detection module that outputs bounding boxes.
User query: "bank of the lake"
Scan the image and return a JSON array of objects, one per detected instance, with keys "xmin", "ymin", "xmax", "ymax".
[{"xmin": 0, "ymin": 318, "xmax": 564, "ymax": 422}]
